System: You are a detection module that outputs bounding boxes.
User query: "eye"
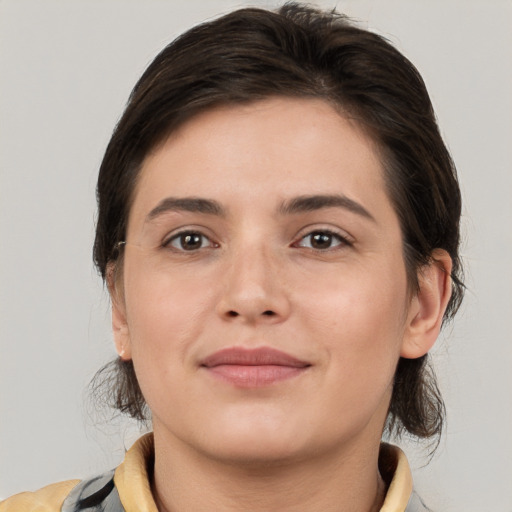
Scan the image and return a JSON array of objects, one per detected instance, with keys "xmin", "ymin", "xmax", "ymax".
[
  {"xmin": 294, "ymin": 230, "xmax": 351, "ymax": 250},
  {"xmin": 165, "ymin": 231, "xmax": 217, "ymax": 251}
]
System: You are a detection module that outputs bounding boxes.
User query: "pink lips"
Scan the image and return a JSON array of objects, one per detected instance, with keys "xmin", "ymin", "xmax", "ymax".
[{"xmin": 201, "ymin": 347, "xmax": 310, "ymax": 388}]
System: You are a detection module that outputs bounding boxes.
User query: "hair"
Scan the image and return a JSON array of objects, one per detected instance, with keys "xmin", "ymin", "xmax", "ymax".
[{"xmin": 92, "ymin": 2, "xmax": 464, "ymax": 444}]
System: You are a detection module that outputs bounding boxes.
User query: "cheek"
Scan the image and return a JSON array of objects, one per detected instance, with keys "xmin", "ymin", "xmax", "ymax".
[
  {"xmin": 296, "ymin": 259, "xmax": 409, "ymax": 371},
  {"xmin": 122, "ymin": 261, "xmax": 215, "ymax": 365},
  {"xmin": 121, "ymin": 268, "xmax": 218, "ymax": 417}
]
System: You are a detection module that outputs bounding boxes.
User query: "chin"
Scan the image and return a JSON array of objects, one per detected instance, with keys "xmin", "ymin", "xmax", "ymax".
[
  {"xmin": 195, "ymin": 416, "xmax": 318, "ymax": 466},
  {"xmin": 206, "ymin": 437, "xmax": 308, "ymax": 467}
]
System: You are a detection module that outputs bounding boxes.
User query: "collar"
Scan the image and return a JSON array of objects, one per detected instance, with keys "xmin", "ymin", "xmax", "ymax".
[
  {"xmin": 379, "ymin": 443, "xmax": 413, "ymax": 511},
  {"xmin": 114, "ymin": 433, "xmax": 413, "ymax": 512}
]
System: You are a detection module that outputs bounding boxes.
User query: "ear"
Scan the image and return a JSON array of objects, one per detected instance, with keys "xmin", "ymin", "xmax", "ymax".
[
  {"xmin": 106, "ymin": 262, "xmax": 132, "ymax": 361},
  {"xmin": 400, "ymin": 249, "xmax": 453, "ymax": 359}
]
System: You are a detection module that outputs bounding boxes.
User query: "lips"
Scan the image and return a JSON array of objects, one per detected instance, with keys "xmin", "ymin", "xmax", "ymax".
[{"xmin": 201, "ymin": 347, "xmax": 311, "ymax": 387}]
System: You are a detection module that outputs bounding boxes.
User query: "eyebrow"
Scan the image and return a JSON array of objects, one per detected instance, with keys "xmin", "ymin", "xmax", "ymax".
[
  {"xmin": 145, "ymin": 193, "xmax": 375, "ymax": 223},
  {"xmin": 278, "ymin": 194, "xmax": 376, "ymax": 222},
  {"xmin": 146, "ymin": 197, "xmax": 225, "ymax": 221}
]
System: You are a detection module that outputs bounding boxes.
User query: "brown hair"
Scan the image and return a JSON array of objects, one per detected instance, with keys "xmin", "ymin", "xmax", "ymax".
[{"xmin": 92, "ymin": 2, "xmax": 464, "ymax": 443}]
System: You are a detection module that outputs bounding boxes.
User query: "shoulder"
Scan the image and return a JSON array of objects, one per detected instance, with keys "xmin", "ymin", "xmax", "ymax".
[
  {"xmin": 0, "ymin": 470, "xmax": 122, "ymax": 512},
  {"xmin": 61, "ymin": 469, "xmax": 120, "ymax": 511},
  {"xmin": 0, "ymin": 480, "xmax": 80, "ymax": 512},
  {"xmin": 0, "ymin": 435, "xmax": 154, "ymax": 512}
]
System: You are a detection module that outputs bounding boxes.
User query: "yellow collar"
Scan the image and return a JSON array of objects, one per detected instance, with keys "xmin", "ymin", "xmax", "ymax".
[{"xmin": 114, "ymin": 433, "xmax": 413, "ymax": 512}]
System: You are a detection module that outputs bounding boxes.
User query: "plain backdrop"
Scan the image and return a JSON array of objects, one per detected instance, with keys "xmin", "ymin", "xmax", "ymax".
[{"xmin": 1, "ymin": 0, "xmax": 511, "ymax": 510}]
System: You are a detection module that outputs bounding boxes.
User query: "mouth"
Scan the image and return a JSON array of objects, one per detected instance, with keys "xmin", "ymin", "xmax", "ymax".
[{"xmin": 200, "ymin": 347, "xmax": 311, "ymax": 388}]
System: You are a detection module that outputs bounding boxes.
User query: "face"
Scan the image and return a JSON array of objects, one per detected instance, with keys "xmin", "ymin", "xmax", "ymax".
[{"xmin": 114, "ymin": 97, "xmax": 418, "ymax": 464}]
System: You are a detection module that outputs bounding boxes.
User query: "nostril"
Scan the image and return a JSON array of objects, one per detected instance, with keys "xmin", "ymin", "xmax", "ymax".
[{"xmin": 224, "ymin": 309, "xmax": 277, "ymax": 319}]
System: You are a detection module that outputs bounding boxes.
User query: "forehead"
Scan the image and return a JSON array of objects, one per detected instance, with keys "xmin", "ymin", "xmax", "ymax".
[{"xmin": 130, "ymin": 97, "xmax": 389, "ymax": 221}]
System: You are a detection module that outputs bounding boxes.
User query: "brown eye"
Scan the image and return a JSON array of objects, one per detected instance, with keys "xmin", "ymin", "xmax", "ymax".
[
  {"xmin": 296, "ymin": 230, "xmax": 349, "ymax": 250},
  {"xmin": 167, "ymin": 231, "xmax": 211, "ymax": 251},
  {"xmin": 310, "ymin": 232, "xmax": 334, "ymax": 249}
]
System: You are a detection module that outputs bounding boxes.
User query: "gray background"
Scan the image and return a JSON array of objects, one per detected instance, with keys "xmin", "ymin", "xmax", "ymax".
[{"xmin": 1, "ymin": 0, "xmax": 511, "ymax": 510}]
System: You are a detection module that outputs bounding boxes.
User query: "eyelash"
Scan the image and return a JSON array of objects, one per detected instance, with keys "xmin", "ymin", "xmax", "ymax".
[
  {"xmin": 163, "ymin": 230, "xmax": 219, "ymax": 252},
  {"xmin": 162, "ymin": 228, "xmax": 353, "ymax": 253},
  {"xmin": 292, "ymin": 229, "xmax": 353, "ymax": 251}
]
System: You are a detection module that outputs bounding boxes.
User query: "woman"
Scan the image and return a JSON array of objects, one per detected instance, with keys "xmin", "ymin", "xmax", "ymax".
[{"xmin": 1, "ymin": 3, "xmax": 463, "ymax": 511}]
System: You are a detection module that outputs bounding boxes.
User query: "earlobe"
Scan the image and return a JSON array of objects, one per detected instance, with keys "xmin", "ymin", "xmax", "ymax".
[
  {"xmin": 112, "ymin": 303, "xmax": 132, "ymax": 361},
  {"xmin": 107, "ymin": 262, "xmax": 132, "ymax": 361},
  {"xmin": 400, "ymin": 249, "xmax": 453, "ymax": 359}
]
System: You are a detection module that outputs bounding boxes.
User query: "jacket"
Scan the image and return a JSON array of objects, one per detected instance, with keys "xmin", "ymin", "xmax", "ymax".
[{"xmin": 0, "ymin": 434, "xmax": 429, "ymax": 511}]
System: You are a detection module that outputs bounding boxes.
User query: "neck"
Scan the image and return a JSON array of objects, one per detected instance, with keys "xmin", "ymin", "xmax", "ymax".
[{"xmin": 151, "ymin": 429, "xmax": 386, "ymax": 512}]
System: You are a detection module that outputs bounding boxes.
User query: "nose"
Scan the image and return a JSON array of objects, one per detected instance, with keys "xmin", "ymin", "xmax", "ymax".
[{"xmin": 216, "ymin": 244, "xmax": 291, "ymax": 325}]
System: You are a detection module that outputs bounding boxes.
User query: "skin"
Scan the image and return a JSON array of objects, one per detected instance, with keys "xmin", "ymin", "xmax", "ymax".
[{"xmin": 110, "ymin": 97, "xmax": 452, "ymax": 511}]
